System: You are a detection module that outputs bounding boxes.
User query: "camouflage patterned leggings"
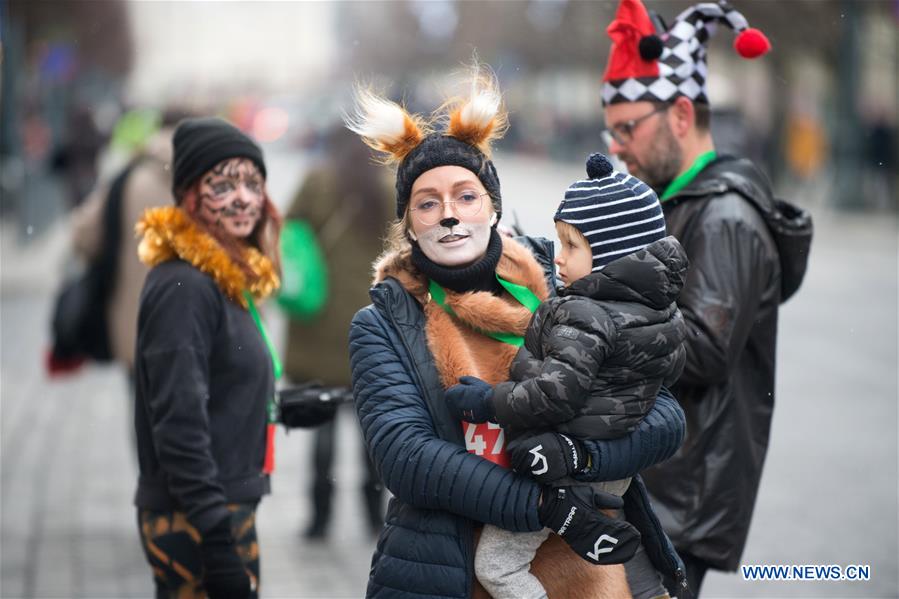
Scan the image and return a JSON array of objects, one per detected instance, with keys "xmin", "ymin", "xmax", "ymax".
[{"xmin": 137, "ymin": 503, "xmax": 260, "ymax": 599}]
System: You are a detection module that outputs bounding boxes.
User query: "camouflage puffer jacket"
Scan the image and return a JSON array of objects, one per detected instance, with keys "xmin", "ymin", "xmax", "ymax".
[{"xmin": 493, "ymin": 236, "xmax": 689, "ymax": 440}]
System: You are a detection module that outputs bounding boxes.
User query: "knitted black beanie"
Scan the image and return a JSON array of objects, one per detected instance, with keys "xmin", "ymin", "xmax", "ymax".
[
  {"xmin": 171, "ymin": 117, "xmax": 266, "ymax": 198},
  {"xmin": 394, "ymin": 133, "xmax": 501, "ymax": 220}
]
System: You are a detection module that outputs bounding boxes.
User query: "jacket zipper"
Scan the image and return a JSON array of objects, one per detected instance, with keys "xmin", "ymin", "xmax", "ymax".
[
  {"xmin": 377, "ymin": 284, "xmax": 475, "ymax": 597},
  {"xmin": 633, "ymin": 480, "xmax": 688, "ymax": 593}
]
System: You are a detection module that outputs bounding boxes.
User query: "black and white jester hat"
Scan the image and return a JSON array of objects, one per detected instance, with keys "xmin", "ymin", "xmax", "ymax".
[{"xmin": 601, "ymin": 0, "xmax": 771, "ymax": 106}]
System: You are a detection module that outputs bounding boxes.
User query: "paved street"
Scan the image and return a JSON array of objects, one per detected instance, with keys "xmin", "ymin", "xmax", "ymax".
[{"xmin": 1, "ymin": 153, "xmax": 897, "ymax": 598}]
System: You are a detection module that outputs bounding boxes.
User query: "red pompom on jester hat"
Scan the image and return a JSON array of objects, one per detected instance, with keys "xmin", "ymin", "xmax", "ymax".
[
  {"xmin": 601, "ymin": 0, "xmax": 773, "ymax": 106},
  {"xmin": 734, "ymin": 27, "xmax": 771, "ymax": 59}
]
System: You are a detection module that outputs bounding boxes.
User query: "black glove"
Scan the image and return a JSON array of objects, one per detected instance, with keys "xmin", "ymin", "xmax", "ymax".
[
  {"xmin": 538, "ymin": 485, "xmax": 641, "ymax": 565},
  {"xmin": 507, "ymin": 432, "xmax": 588, "ymax": 483},
  {"xmin": 200, "ymin": 516, "xmax": 252, "ymax": 599},
  {"xmin": 445, "ymin": 376, "xmax": 495, "ymax": 423}
]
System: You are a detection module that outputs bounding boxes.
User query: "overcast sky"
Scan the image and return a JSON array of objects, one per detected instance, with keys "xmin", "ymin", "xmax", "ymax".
[{"xmin": 126, "ymin": 1, "xmax": 337, "ymax": 105}]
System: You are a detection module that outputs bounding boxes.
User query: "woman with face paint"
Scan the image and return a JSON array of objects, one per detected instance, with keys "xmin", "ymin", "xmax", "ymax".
[
  {"xmin": 132, "ymin": 117, "xmax": 281, "ymax": 599},
  {"xmin": 346, "ymin": 64, "xmax": 688, "ymax": 599}
]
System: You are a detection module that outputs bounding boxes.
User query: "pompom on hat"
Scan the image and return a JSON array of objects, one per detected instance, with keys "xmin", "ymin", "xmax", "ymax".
[
  {"xmin": 555, "ymin": 153, "xmax": 666, "ymax": 271},
  {"xmin": 601, "ymin": 0, "xmax": 771, "ymax": 106}
]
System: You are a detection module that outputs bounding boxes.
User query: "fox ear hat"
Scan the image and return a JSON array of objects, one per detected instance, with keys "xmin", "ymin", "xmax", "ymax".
[
  {"xmin": 347, "ymin": 63, "xmax": 507, "ymax": 220},
  {"xmin": 345, "ymin": 89, "xmax": 430, "ymax": 165}
]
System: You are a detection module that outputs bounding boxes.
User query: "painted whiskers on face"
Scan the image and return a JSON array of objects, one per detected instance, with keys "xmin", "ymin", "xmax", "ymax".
[
  {"xmin": 408, "ymin": 165, "xmax": 495, "ymax": 268},
  {"xmin": 198, "ymin": 158, "xmax": 265, "ymax": 239},
  {"xmin": 412, "ymin": 219, "xmax": 494, "ymax": 267}
]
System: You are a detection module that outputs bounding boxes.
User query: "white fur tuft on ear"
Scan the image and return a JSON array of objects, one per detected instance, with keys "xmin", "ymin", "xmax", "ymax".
[
  {"xmin": 460, "ymin": 64, "xmax": 502, "ymax": 133},
  {"xmin": 345, "ymin": 88, "xmax": 428, "ymax": 164},
  {"xmin": 445, "ymin": 62, "xmax": 508, "ymax": 157},
  {"xmin": 489, "ymin": 212, "xmax": 498, "ymax": 226},
  {"xmin": 345, "ymin": 90, "xmax": 406, "ymax": 144}
]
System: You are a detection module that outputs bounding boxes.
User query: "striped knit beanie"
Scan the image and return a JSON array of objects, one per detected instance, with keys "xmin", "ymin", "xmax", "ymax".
[{"xmin": 554, "ymin": 153, "xmax": 666, "ymax": 271}]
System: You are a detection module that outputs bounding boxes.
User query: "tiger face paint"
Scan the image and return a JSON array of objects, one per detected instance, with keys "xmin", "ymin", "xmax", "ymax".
[{"xmin": 197, "ymin": 158, "xmax": 265, "ymax": 239}]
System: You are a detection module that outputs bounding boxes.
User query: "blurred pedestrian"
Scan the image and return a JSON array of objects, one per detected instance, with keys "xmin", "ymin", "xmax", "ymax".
[
  {"xmin": 133, "ymin": 117, "xmax": 281, "ymax": 599},
  {"xmin": 346, "ymin": 62, "xmax": 688, "ymax": 598},
  {"xmin": 785, "ymin": 111, "xmax": 827, "ymax": 181},
  {"xmin": 444, "ymin": 152, "xmax": 690, "ymax": 599},
  {"xmin": 863, "ymin": 110, "xmax": 897, "ymax": 210},
  {"xmin": 282, "ymin": 125, "xmax": 391, "ymax": 539},
  {"xmin": 599, "ymin": 0, "xmax": 812, "ymax": 595},
  {"xmin": 69, "ymin": 112, "xmax": 177, "ymax": 380},
  {"xmin": 51, "ymin": 103, "xmax": 106, "ymax": 209}
]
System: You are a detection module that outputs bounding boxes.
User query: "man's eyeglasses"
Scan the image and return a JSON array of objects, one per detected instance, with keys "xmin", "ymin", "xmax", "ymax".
[
  {"xmin": 409, "ymin": 190, "xmax": 488, "ymax": 226},
  {"xmin": 602, "ymin": 104, "xmax": 671, "ymax": 146}
]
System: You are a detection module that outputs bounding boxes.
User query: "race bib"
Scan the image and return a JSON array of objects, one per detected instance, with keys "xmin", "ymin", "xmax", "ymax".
[{"xmin": 464, "ymin": 421, "xmax": 510, "ymax": 467}]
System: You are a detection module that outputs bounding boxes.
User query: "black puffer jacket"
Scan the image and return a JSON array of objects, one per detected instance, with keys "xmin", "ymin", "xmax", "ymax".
[
  {"xmin": 493, "ymin": 236, "xmax": 689, "ymax": 440},
  {"xmin": 350, "ymin": 238, "xmax": 690, "ymax": 598},
  {"xmin": 642, "ymin": 155, "xmax": 810, "ymax": 570}
]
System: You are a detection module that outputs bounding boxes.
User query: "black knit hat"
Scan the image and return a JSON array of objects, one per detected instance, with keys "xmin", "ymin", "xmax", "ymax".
[
  {"xmin": 394, "ymin": 133, "xmax": 501, "ymax": 220},
  {"xmin": 555, "ymin": 153, "xmax": 666, "ymax": 271},
  {"xmin": 171, "ymin": 117, "xmax": 266, "ymax": 198}
]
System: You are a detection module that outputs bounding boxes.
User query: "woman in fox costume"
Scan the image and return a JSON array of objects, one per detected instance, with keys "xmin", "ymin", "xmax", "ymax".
[{"xmin": 346, "ymin": 64, "xmax": 686, "ymax": 599}]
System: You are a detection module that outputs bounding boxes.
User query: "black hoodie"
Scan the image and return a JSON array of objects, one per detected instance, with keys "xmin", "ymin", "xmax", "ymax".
[{"xmin": 133, "ymin": 260, "xmax": 273, "ymax": 533}]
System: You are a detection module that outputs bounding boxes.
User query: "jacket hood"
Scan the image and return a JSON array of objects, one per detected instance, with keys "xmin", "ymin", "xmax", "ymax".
[
  {"xmin": 561, "ymin": 236, "xmax": 688, "ymax": 310},
  {"xmin": 679, "ymin": 155, "xmax": 774, "ymax": 208}
]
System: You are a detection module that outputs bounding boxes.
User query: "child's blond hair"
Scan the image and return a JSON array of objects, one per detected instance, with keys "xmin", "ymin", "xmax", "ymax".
[{"xmin": 555, "ymin": 220, "xmax": 590, "ymax": 248}]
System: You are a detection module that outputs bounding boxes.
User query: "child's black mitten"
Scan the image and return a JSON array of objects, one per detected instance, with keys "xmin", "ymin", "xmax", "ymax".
[
  {"xmin": 508, "ymin": 432, "xmax": 588, "ymax": 482},
  {"xmin": 537, "ymin": 485, "xmax": 641, "ymax": 565}
]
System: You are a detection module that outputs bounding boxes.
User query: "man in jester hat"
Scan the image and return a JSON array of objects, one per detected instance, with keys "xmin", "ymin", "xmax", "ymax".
[{"xmin": 600, "ymin": 0, "xmax": 812, "ymax": 594}]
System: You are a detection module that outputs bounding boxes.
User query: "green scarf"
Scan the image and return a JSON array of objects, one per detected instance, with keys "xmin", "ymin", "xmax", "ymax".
[
  {"xmin": 660, "ymin": 150, "xmax": 717, "ymax": 202},
  {"xmin": 428, "ymin": 275, "xmax": 540, "ymax": 347}
]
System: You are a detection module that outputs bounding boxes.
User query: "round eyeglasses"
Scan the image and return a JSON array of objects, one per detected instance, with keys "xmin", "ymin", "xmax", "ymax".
[
  {"xmin": 602, "ymin": 104, "xmax": 671, "ymax": 146},
  {"xmin": 409, "ymin": 190, "xmax": 488, "ymax": 226}
]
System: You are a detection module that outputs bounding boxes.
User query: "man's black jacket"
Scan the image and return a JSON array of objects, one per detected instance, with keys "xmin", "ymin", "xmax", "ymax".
[{"xmin": 642, "ymin": 155, "xmax": 811, "ymax": 570}]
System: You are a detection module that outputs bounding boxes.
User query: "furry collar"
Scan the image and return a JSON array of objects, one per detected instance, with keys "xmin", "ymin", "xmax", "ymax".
[
  {"xmin": 373, "ymin": 236, "xmax": 549, "ymax": 305},
  {"xmin": 374, "ymin": 236, "xmax": 550, "ymax": 388},
  {"xmin": 376, "ymin": 237, "xmax": 624, "ymax": 595},
  {"xmin": 136, "ymin": 206, "xmax": 279, "ymax": 308}
]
